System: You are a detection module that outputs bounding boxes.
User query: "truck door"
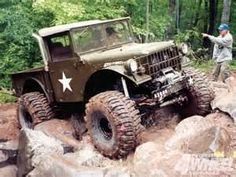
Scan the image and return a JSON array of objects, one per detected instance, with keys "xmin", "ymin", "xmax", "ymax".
[{"xmin": 47, "ymin": 32, "xmax": 85, "ymax": 102}]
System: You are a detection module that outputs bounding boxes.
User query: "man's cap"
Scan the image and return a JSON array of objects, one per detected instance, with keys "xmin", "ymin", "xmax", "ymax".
[{"xmin": 218, "ymin": 24, "xmax": 229, "ymax": 31}]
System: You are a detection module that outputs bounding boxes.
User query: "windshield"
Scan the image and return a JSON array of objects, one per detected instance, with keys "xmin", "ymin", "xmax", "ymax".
[{"xmin": 72, "ymin": 20, "xmax": 133, "ymax": 53}]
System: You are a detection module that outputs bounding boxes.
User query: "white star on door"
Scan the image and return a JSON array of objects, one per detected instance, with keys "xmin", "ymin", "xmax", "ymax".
[{"xmin": 58, "ymin": 72, "xmax": 72, "ymax": 92}]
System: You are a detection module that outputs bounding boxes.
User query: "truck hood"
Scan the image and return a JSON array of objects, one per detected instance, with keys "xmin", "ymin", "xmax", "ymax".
[{"xmin": 81, "ymin": 41, "xmax": 175, "ymax": 64}]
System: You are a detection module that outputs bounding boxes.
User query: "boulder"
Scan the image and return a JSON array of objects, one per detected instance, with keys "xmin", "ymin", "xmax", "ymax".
[
  {"xmin": 133, "ymin": 142, "xmax": 182, "ymax": 177},
  {"xmin": 17, "ymin": 128, "xmax": 64, "ymax": 177},
  {"xmin": 15, "ymin": 152, "xmax": 129, "ymax": 177},
  {"xmin": 205, "ymin": 112, "xmax": 234, "ymax": 128},
  {"xmin": 27, "ymin": 154, "xmax": 105, "ymax": 177},
  {"xmin": 17, "ymin": 128, "xmax": 130, "ymax": 177},
  {"xmin": 35, "ymin": 119, "xmax": 81, "ymax": 151},
  {"xmin": 0, "ymin": 140, "xmax": 18, "ymax": 150},
  {"xmin": 225, "ymin": 76, "xmax": 236, "ymax": 92},
  {"xmin": 0, "ymin": 165, "xmax": 17, "ymax": 177},
  {"xmin": 211, "ymin": 93, "xmax": 236, "ymax": 122},
  {"xmin": 210, "ymin": 81, "xmax": 229, "ymax": 94},
  {"xmin": 0, "ymin": 140, "xmax": 18, "ymax": 165},
  {"xmin": 27, "ymin": 153, "xmax": 130, "ymax": 177},
  {"xmin": 0, "ymin": 150, "xmax": 8, "ymax": 162},
  {"xmin": 133, "ymin": 142, "xmax": 162, "ymax": 163},
  {"xmin": 211, "ymin": 77, "xmax": 236, "ymax": 122},
  {"xmin": 165, "ymin": 116, "xmax": 231, "ymax": 153},
  {"xmin": 64, "ymin": 143, "xmax": 117, "ymax": 168},
  {"xmin": 104, "ymin": 168, "xmax": 131, "ymax": 177}
]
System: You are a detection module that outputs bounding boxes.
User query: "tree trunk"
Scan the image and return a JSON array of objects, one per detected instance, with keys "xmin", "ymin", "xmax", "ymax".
[
  {"xmin": 194, "ymin": 0, "xmax": 203, "ymax": 27},
  {"xmin": 175, "ymin": 0, "xmax": 180, "ymax": 31},
  {"xmin": 167, "ymin": 0, "xmax": 176, "ymax": 37},
  {"xmin": 208, "ymin": 0, "xmax": 217, "ymax": 35},
  {"xmin": 145, "ymin": 0, "xmax": 150, "ymax": 42},
  {"xmin": 221, "ymin": 0, "xmax": 231, "ymax": 24},
  {"xmin": 203, "ymin": 0, "xmax": 218, "ymax": 48}
]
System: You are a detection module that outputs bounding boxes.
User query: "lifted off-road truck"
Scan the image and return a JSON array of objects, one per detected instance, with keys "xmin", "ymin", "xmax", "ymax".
[{"xmin": 12, "ymin": 17, "xmax": 214, "ymax": 159}]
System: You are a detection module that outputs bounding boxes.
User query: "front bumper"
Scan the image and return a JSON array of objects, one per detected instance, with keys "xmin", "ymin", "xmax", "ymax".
[{"xmin": 152, "ymin": 75, "xmax": 192, "ymax": 102}]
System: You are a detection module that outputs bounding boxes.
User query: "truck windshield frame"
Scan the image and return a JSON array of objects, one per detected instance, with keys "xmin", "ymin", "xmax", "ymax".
[{"xmin": 71, "ymin": 20, "xmax": 134, "ymax": 54}]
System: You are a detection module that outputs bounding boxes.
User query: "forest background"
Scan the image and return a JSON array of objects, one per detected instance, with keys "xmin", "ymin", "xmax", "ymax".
[{"xmin": 0, "ymin": 0, "xmax": 235, "ymax": 101}]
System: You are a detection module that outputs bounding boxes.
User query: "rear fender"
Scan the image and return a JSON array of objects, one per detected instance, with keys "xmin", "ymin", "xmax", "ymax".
[{"xmin": 22, "ymin": 78, "xmax": 51, "ymax": 102}]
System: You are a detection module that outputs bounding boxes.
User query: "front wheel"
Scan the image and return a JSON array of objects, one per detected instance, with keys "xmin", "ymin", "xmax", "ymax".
[
  {"xmin": 17, "ymin": 92, "xmax": 54, "ymax": 129},
  {"xmin": 85, "ymin": 91, "xmax": 141, "ymax": 159},
  {"xmin": 181, "ymin": 68, "xmax": 214, "ymax": 117}
]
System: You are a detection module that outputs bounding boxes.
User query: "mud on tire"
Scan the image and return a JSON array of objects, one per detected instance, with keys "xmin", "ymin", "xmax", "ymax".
[
  {"xmin": 181, "ymin": 68, "xmax": 214, "ymax": 117},
  {"xmin": 85, "ymin": 91, "xmax": 142, "ymax": 159},
  {"xmin": 18, "ymin": 92, "xmax": 54, "ymax": 128}
]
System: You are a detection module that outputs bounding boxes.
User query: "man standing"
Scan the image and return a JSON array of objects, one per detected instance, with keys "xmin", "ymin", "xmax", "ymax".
[{"xmin": 202, "ymin": 24, "xmax": 233, "ymax": 82}]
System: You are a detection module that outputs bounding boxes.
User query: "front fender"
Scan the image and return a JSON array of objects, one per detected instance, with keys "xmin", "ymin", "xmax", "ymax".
[{"xmin": 103, "ymin": 65, "xmax": 151, "ymax": 85}]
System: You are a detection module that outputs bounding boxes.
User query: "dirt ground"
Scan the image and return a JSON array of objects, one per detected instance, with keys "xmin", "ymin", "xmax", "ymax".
[{"xmin": 0, "ymin": 104, "xmax": 19, "ymax": 141}]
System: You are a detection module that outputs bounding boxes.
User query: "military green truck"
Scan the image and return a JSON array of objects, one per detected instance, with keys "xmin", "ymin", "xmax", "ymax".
[{"xmin": 11, "ymin": 17, "xmax": 214, "ymax": 159}]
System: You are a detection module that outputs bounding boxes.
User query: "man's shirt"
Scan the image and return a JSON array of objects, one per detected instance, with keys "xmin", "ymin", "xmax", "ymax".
[{"xmin": 208, "ymin": 32, "xmax": 233, "ymax": 63}]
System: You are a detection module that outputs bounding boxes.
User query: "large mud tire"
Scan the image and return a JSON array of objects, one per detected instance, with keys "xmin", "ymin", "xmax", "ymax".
[
  {"xmin": 17, "ymin": 92, "xmax": 54, "ymax": 129},
  {"xmin": 182, "ymin": 68, "xmax": 214, "ymax": 117},
  {"xmin": 85, "ymin": 91, "xmax": 141, "ymax": 159}
]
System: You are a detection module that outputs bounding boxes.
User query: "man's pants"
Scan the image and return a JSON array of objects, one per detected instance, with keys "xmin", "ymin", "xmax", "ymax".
[{"xmin": 212, "ymin": 61, "xmax": 230, "ymax": 82}]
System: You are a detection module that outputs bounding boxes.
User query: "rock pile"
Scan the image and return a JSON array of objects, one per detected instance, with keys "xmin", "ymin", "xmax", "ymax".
[{"xmin": 1, "ymin": 77, "xmax": 236, "ymax": 177}]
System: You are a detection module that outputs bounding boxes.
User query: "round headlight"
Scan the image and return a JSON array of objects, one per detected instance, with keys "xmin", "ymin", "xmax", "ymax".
[
  {"xmin": 180, "ymin": 43, "xmax": 188, "ymax": 55},
  {"xmin": 126, "ymin": 59, "xmax": 138, "ymax": 73}
]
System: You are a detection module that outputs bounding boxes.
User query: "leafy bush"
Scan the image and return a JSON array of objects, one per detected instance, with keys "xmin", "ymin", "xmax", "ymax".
[
  {"xmin": 0, "ymin": 0, "xmax": 54, "ymax": 88},
  {"xmin": 174, "ymin": 28, "xmax": 202, "ymax": 50},
  {"xmin": 0, "ymin": 90, "xmax": 16, "ymax": 103}
]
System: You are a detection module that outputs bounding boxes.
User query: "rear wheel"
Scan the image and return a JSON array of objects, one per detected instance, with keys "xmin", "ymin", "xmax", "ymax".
[
  {"xmin": 181, "ymin": 68, "xmax": 214, "ymax": 117},
  {"xmin": 85, "ymin": 91, "xmax": 141, "ymax": 159},
  {"xmin": 17, "ymin": 92, "xmax": 54, "ymax": 129}
]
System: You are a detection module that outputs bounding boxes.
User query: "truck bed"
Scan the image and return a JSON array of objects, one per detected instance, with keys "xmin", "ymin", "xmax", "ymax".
[{"xmin": 11, "ymin": 67, "xmax": 54, "ymax": 103}]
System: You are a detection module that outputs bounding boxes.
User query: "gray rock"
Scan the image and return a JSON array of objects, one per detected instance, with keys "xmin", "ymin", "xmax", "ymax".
[
  {"xmin": 27, "ymin": 153, "xmax": 130, "ymax": 177},
  {"xmin": 211, "ymin": 92, "xmax": 236, "ymax": 122},
  {"xmin": 225, "ymin": 76, "xmax": 236, "ymax": 92},
  {"xmin": 0, "ymin": 150, "xmax": 8, "ymax": 162},
  {"xmin": 17, "ymin": 128, "xmax": 64, "ymax": 177},
  {"xmin": 133, "ymin": 142, "xmax": 182, "ymax": 177},
  {"xmin": 133, "ymin": 142, "xmax": 162, "ymax": 163},
  {"xmin": 27, "ymin": 154, "xmax": 105, "ymax": 177},
  {"xmin": 0, "ymin": 165, "xmax": 17, "ymax": 177},
  {"xmin": 0, "ymin": 140, "xmax": 18, "ymax": 165},
  {"xmin": 104, "ymin": 168, "xmax": 131, "ymax": 177},
  {"xmin": 165, "ymin": 116, "xmax": 231, "ymax": 153},
  {"xmin": 35, "ymin": 119, "xmax": 81, "ymax": 151},
  {"xmin": 64, "ymin": 143, "xmax": 116, "ymax": 168},
  {"xmin": 211, "ymin": 77, "xmax": 236, "ymax": 122},
  {"xmin": 17, "ymin": 128, "xmax": 129, "ymax": 177},
  {"xmin": 0, "ymin": 140, "xmax": 18, "ymax": 150}
]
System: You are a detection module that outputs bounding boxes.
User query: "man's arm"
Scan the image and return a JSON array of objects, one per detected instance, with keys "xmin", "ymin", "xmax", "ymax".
[{"xmin": 202, "ymin": 33, "xmax": 232, "ymax": 47}]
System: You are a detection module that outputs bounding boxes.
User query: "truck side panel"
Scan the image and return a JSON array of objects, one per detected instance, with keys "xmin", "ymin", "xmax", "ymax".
[{"xmin": 11, "ymin": 68, "xmax": 55, "ymax": 103}]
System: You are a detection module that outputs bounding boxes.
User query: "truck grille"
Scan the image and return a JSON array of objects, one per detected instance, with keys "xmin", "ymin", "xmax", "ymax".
[{"xmin": 137, "ymin": 46, "xmax": 181, "ymax": 78}]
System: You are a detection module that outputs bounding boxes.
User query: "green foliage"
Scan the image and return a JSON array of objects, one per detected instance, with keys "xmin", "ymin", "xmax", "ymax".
[
  {"xmin": 192, "ymin": 59, "xmax": 236, "ymax": 73},
  {"xmin": 191, "ymin": 60, "xmax": 214, "ymax": 73},
  {"xmin": 230, "ymin": 59, "xmax": 236, "ymax": 70},
  {"xmin": 0, "ymin": 0, "xmax": 54, "ymax": 88},
  {"xmin": 0, "ymin": 90, "xmax": 16, "ymax": 103},
  {"xmin": 174, "ymin": 28, "xmax": 204, "ymax": 51}
]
